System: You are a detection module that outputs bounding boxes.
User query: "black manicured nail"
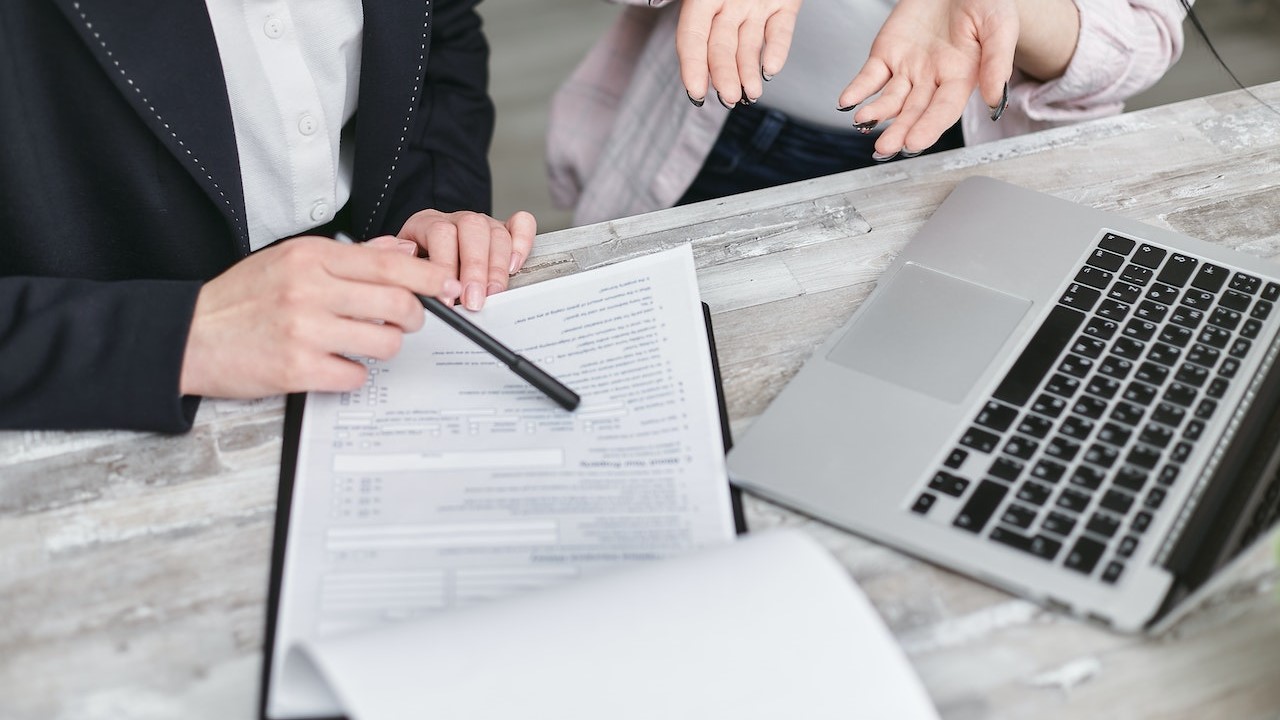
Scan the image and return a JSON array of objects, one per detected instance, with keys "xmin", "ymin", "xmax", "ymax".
[
  {"xmin": 739, "ymin": 86, "xmax": 757, "ymax": 105},
  {"xmin": 990, "ymin": 82, "xmax": 1009, "ymax": 122},
  {"xmin": 899, "ymin": 148, "xmax": 922, "ymax": 158},
  {"xmin": 871, "ymin": 151, "xmax": 898, "ymax": 162},
  {"xmin": 853, "ymin": 119, "xmax": 878, "ymax": 134},
  {"xmin": 762, "ymin": 67, "xmax": 774, "ymax": 82},
  {"xmin": 687, "ymin": 90, "xmax": 705, "ymax": 108},
  {"xmin": 717, "ymin": 93, "xmax": 735, "ymax": 110},
  {"xmin": 838, "ymin": 104, "xmax": 856, "ymax": 112}
]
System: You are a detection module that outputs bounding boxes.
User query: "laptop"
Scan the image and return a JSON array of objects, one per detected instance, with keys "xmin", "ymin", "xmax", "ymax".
[{"xmin": 727, "ymin": 176, "xmax": 1280, "ymax": 633}]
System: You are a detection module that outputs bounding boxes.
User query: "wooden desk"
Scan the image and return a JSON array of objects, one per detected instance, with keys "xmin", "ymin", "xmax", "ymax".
[{"xmin": 4, "ymin": 83, "xmax": 1280, "ymax": 720}]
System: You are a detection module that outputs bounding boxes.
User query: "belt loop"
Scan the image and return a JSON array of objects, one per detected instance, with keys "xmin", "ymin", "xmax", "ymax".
[{"xmin": 750, "ymin": 108, "xmax": 787, "ymax": 154}]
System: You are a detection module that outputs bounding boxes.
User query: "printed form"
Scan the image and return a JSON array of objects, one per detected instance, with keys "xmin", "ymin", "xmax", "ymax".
[{"xmin": 268, "ymin": 245, "xmax": 737, "ymax": 718}]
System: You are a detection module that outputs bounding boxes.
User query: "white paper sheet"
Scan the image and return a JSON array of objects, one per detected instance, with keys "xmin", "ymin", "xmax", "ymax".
[
  {"xmin": 294, "ymin": 530, "xmax": 940, "ymax": 720},
  {"xmin": 267, "ymin": 246, "xmax": 738, "ymax": 718}
]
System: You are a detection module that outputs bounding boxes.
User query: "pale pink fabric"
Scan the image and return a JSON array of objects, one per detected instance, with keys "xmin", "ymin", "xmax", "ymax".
[{"xmin": 547, "ymin": 0, "xmax": 1188, "ymax": 227}]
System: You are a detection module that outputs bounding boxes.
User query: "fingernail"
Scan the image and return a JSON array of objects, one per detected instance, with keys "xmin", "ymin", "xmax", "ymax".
[
  {"xmin": 739, "ymin": 86, "xmax": 756, "ymax": 105},
  {"xmin": 761, "ymin": 67, "xmax": 773, "ymax": 82},
  {"xmin": 990, "ymin": 82, "xmax": 1008, "ymax": 122},
  {"xmin": 486, "ymin": 282, "xmax": 504, "ymax": 297},
  {"xmin": 871, "ymin": 151, "xmax": 898, "ymax": 162},
  {"xmin": 687, "ymin": 90, "xmax": 705, "ymax": 108},
  {"xmin": 396, "ymin": 239, "xmax": 418, "ymax": 256},
  {"xmin": 509, "ymin": 252, "xmax": 524, "ymax": 274},
  {"xmin": 837, "ymin": 104, "xmax": 856, "ymax": 112},
  {"xmin": 899, "ymin": 148, "xmax": 922, "ymax": 158},
  {"xmin": 441, "ymin": 278, "xmax": 462, "ymax": 300},
  {"xmin": 853, "ymin": 119, "xmax": 878, "ymax": 134},
  {"xmin": 717, "ymin": 93, "xmax": 735, "ymax": 110},
  {"xmin": 463, "ymin": 282, "xmax": 484, "ymax": 311}
]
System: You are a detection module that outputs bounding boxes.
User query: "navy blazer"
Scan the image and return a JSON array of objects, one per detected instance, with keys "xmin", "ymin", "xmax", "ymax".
[{"xmin": 0, "ymin": 0, "xmax": 494, "ymax": 431}]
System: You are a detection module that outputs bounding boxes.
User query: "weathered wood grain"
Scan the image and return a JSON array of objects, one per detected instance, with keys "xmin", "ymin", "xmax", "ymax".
[{"xmin": 3, "ymin": 83, "xmax": 1280, "ymax": 720}]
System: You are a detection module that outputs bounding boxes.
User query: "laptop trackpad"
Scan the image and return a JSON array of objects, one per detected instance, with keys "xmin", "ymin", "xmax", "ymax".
[{"xmin": 827, "ymin": 263, "xmax": 1031, "ymax": 404}]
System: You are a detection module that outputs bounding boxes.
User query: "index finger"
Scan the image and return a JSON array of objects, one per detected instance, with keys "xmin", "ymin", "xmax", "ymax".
[
  {"xmin": 676, "ymin": 0, "xmax": 718, "ymax": 102},
  {"xmin": 322, "ymin": 242, "xmax": 461, "ymax": 303}
]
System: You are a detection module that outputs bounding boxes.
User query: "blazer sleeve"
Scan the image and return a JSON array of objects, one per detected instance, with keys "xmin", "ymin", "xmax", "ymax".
[{"xmin": 0, "ymin": 276, "xmax": 202, "ymax": 432}]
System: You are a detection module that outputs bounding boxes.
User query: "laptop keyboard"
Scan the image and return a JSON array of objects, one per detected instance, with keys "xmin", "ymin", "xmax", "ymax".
[{"xmin": 911, "ymin": 231, "xmax": 1278, "ymax": 585}]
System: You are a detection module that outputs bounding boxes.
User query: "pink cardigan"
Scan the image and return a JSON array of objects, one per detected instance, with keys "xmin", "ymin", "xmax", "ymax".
[{"xmin": 547, "ymin": 0, "xmax": 1188, "ymax": 226}]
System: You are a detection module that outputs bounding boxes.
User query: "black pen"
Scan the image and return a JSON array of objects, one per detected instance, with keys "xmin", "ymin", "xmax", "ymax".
[{"xmin": 417, "ymin": 294, "xmax": 580, "ymax": 411}]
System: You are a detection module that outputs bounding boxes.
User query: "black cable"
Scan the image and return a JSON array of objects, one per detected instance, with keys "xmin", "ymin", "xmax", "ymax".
[{"xmin": 1177, "ymin": 0, "xmax": 1280, "ymax": 116}]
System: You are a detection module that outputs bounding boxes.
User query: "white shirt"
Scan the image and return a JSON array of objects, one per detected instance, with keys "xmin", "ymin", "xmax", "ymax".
[
  {"xmin": 204, "ymin": 0, "xmax": 363, "ymax": 251},
  {"xmin": 756, "ymin": 0, "xmax": 895, "ymax": 131}
]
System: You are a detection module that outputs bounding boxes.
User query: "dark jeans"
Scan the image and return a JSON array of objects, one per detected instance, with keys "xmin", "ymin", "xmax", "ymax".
[{"xmin": 677, "ymin": 103, "xmax": 964, "ymax": 206}]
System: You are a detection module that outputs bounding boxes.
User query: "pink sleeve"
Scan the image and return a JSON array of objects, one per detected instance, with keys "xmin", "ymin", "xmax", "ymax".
[{"xmin": 965, "ymin": 0, "xmax": 1187, "ymax": 143}]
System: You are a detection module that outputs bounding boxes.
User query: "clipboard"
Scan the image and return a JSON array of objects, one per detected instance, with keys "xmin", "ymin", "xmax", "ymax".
[{"xmin": 259, "ymin": 301, "xmax": 744, "ymax": 720}]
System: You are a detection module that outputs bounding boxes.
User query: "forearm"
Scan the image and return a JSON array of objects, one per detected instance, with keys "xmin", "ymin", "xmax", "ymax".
[
  {"xmin": 1013, "ymin": 0, "xmax": 1081, "ymax": 81},
  {"xmin": 0, "ymin": 276, "xmax": 202, "ymax": 432}
]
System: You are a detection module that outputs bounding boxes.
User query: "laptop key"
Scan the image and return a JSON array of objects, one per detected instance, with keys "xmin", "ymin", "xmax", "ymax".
[
  {"xmin": 1101, "ymin": 488, "xmax": 1135, "ymax": 515},
  {"xmin": 1001, "ymin": 503, "xmax": 1038, "ymax": 530},
  {"xmin": 1264, "ymin": 282, "xmax": 1280, "ymax": 302},
  {"xmin": 1060, "ymin": 415, "xmax": 1095, "ymax": 440},
  {"xmin": 912, "ymin": 493, "xmax": 937, "ymax": 514},
  {"xmin": 1056, "ymin": 487, "xmax": 1092, "ymax": 514},
  {"xmin": 1017, "ymin": 414, "xmax": 1053, "ymax": 439},
  {"xmin": 1085, "ymin": 317, "xmax": 1119, "ymax": 340},
  {"xmin": 1065, "ymin": 536, "xmax": 1106, "ymax": 574},
  {"xmin": 1230, "ymin": 272, "xmax": 1261, "ymax": 294},
  {"xmin": 1229, "ymin": 338, "xmax": 1252, "ymax": 358},
  {"xmin": 1016, "ymin": 481, "xmax": 1053, "ymax": 506},
  {"xmin": 1132, "ymin": 244, "xmax": 1166, "ymax": 269},
  {"xmin": 1110, "ymin": 401, "xmax": 1145, "ymax": 426},
  {"xmin": 1181, "ymin": 289, "xmax": 1216, "ymax": 311},
  {"xmin": 1132, "ymin": 510, "xmax": 1154, "ymax": 533},
  {"xmin": 1108, "ymin": 282, "xmax": 1142, "ymax": 305},
  {"xmin": 1086, "ymin": 512, "xmax": 1121, "ymax": 538},
  {"xmin": 1119, "ymin": 264, "xmax": 1154, "ymax": 286},
  {"xmin": 1101, "ymin": 561, "xmax": 1126, "ymax": 584},
  {"xmin": 1084, "ymin": 443, "xmax": 1120, "ymax": 468},
  {"xmin": 953, "ymin": 480, "xmax": 1008, "ymax": 533},
  {"xmin": 1031, "ymin": 459, "xmax": 1067, "ymax": 484},
  {"xmin": 944, "ymin": 448, "xmax": 968, "ymax": 469},
  {"xmin": 928, "ymin": 471, "xmax": 970, "ymax": 497},
  {"xmin": 1042, "ymin": 511, "xmax": 1077, "ymax": 537},
  {"xmin": 1156, "ymin": 254, "xmax": 1197, "ymax": 286},
  {"xmin": 992, "ymin": 305, "xmax": 1085, "ymax": 406},
  {"xmin": 1069, "ymin": 465, "xmax": 1105, "ymax": 491},
  {"xmin": 1135, "ymin": 300, "xmax": 1169, "ymax": 323},
  {"xmin": 975, "ymin": 401, "xmax": 1018, "ymax": 432},
  {"xmin": 1146, "ymin": 341, "xmax": 1182, "ymax": 366},
  {"xmin": 1251, "ymin": 300, "xmax": 1273, "ymax": 320},
  {"xmin": 989, "ymin": 526, "xmax": 1062, "ymax": 561},
  {"xmin": 989, "ymin": 456, "xmax": 1024, "ymax": 482},
  {"xmin": 1061, "ymin": 283, "xmax": 1101, "ymax": 311},
  {"xmin": 1241, "ymin": 318, "xmax": 1263, "ymax": 339},
  {"xmin": 1219, "ymin": 290, "xmax": 1251, "ymax": 312},
  {"xmin": 1114, "ymin": 466, "xmax": 1148, "ymax": 492},
  {"xmin": 1075, "ymin": 265, "xmax": 1113, "ymax": 289},
  {"xmin": 1190, "ymin": 263, "xmax": 1227, "ymax": 293},
  {"xmin": 1099, "ymin": 233, "xmax": 1136, "ymax": 255},
  {"xmin": 960, "ymin": 426, "xmax": 1001, "ymax": 453},
  {"xmin": 1071, "ymin": 335, "xmax": 1107, "ymax": 359},
  {"xmin": 1087, "ymin": 248, "xmax": 1125, "ymax": 272},
  {"xmin": 1113, "ymin": 336, "xmax": 1146, "ymax": 361}
]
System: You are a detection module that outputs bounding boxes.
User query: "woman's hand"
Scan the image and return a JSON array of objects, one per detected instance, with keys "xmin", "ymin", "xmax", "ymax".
[
  {"xmin": 676, "ymin": 0, "xmax": 803, "ymax": 108},
  {"xmin": 396, "ymin": 209, "xmax": 537, "ymax": 311},
  {"xmin": 837, "ymin": 0, "xmax": 1020, "ymax": 159}
]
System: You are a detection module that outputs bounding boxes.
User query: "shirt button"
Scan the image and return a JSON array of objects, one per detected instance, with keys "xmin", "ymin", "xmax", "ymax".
[
  {"xmin": 310, "ymin": 202, "xmax": 330, "ymax": 223},
  {"xmin": 264, "ymin": 17, "xmax": 285, "ymax": 39},
  {"xmin": 297, "ymin": 114, "xmax": 318, "ymax": 136}
]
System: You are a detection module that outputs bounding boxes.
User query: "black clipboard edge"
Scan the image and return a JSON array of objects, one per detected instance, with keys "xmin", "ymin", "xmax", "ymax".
[
  {"xmin": 703, "ymin": 301, "xmax": 747, "ymax": 535},
  {"xmin": 259, "ymin": 391, "xmax": 346, "ymax": 720},
  {"xmin": 258, "ymin": 303, "xmax": 744, "ymax": 719}
]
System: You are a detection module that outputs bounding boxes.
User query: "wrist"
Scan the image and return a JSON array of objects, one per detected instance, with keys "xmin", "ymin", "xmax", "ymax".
[{"xmin": 1012, "ymin": 0, "xmax": 1081, "ymax": 82}]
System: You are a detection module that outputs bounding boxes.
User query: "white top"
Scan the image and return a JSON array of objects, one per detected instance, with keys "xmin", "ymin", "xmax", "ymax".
[
  {"xmin": 203, "ymin": 0, "xmax": 363, "ymax": 251},
  {"xmin": 753, "ymin": 0, "xmax": 895, "ymax": 132}
]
